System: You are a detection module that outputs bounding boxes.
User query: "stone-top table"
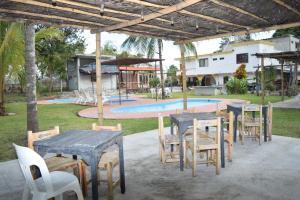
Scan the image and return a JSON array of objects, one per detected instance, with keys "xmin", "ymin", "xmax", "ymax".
[{"xmin": 34, "ymin": 130, "xmax": 125, "ymax": 200}]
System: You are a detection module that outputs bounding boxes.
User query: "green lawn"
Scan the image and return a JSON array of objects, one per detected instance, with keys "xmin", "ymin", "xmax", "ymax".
[{"xmin": 0, "ymin": 93, "xmax": 299, "ymax": 162}]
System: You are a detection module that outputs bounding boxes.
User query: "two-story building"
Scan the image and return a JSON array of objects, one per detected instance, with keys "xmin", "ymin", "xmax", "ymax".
[{"xmin": 181, "ymin": 35, "xmax": 299, "ymax": 86}]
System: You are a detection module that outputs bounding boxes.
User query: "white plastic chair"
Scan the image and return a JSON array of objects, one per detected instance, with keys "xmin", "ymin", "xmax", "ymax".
[{"xmin": 13, "ymin": 144, "xmax": 84, "ymax": 200}]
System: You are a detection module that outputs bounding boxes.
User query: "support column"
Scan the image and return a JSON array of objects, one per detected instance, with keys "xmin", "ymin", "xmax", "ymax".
[
  {"xmin": 281, "ymin": 61, "xmax": 284, "ymax": 101},
  {"xmin": 96, "ymin": 33, "xmax": 103, "ymax": 125},
  {"xmin": 25, "ymin": 22, "xmax": 39, "ymax": 132},
  {"xmin": 179, "ymin": 44, "xmax": 187, "ymax": 110},
  {"xmin": 261, "ymin": 57, "xmax": 265, "ymax": 105}
]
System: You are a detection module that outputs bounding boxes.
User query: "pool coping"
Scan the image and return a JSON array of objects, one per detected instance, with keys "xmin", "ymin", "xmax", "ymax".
[{"xmin": 78, "ymin": 96, "xmax": 245, "ymax": 119}]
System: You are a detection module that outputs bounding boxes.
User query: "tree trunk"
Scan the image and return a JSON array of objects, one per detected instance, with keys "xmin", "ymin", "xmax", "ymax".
[
  {"xmin": 25, "ymin": 23, "xmax": 39, "ymax": 132},
  {"xmin": 0, "ymin": 73, "xmax": 5, "ymax": 115},
  {"xmin": 49, "ymin": 67, "xmax": 53, "ymax": 94},
  {"xmin": 158, "ymin": 40, "xmax": 165, "ymax": 99}
]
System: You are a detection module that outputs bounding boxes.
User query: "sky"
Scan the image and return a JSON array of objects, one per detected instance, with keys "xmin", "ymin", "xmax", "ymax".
[{"xmin": 82, "ymin": 30, "xmax": 275, "ymax": 69}]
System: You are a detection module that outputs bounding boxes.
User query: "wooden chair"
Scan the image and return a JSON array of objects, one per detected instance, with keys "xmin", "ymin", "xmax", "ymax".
[
  {"xmin": 158, "ymin": 115, "xmax": 183, "ymax": 163},
  {"xmin": 185, "ymin": 118, "xmax": 221, "ymax": 177},
  {"xmin": 27, "ymin": 127, "xmax": 84, "ymax": 193},
  {"xmin": 175, "ymin": 107, "xmax": 197, "ymax": 114},
  {"xmin": 82, "ymin": 123, "xmax": 122, "ymax": 200},
  {"xmin": 268, "ymin": 102, "xmax": 273, "ymax": 141},
  {"xmin": 239, "ymin": 104, "xmax": 263, "ymax": 145}
]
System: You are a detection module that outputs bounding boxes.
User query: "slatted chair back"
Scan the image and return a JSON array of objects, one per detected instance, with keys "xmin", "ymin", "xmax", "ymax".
[
  {"xmin": 28, "ymin": 126, "xmax": 60, "ymax": 149},
  {"xmin": 268, "ymin": 102, "xmax": 273, "ymax": 141},
  {"xmin": 176, "ymin": 107, "xmax": 197, "ymax": 114},
  {"xmin": 92, "ymin": 123, "xmax": 122, "ymax": 132},
  {"xmin": 193, "ymin": 118, "xmax": 221, "ymax": 145},
  {"xmin": 158, "ymin": 115, "xmax": 166, "ymax": 148}
]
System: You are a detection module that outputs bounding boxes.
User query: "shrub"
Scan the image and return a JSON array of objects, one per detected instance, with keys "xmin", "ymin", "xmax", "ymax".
[
  {"xmin": 149, "ymin": 77, "xmax": 160, "ymax": 88},
  {"xmin": 234, "ymin": 64, "xmax": 247, "ymax": 79},
  {"xmin": 265, "ymin": 82, "xmax": 276, "ymax": 92},
  {"xmin": 226, "ymin": 77, "xmax": 248, "ymax": 94}
]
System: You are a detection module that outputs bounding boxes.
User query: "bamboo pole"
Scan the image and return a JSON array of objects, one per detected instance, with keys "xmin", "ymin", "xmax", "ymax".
[
  {"xmin": 261, "ymin": 56, "xmax": 265, "ymax": 105},
  {"xmin": 281, "ymin": 61, "xmax": 284, "ymax": 101},
  {"xmin": 96, "ymin": 33, "xmax": 103, "ymax": 125},
  {"xmin": 179, "ymin": 44, "xmax": 188, "ymax": 110}
]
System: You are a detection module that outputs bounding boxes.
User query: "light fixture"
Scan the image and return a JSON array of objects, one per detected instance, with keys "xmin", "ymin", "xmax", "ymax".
[
  {"xmin": 51, "ymin": 0, "xmax": 57, "ymax": 6},
  {"xmin": 196, "ymin": 21, "xmax": 199, "ymax": 30},
  {"xmin": 100, "ymin": 3, "xmax": 104, "ymax": 16},
  {"xmin": 141, "ymin": 8, "xmax": 144, "ymax": 21},
  {"xmin": 171, "ymin": 16, "xmax": 174, "ymax": 26}
]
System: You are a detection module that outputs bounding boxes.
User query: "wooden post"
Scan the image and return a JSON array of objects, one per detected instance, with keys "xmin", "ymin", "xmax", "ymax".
[
  {"xmin": 25, "ymin": 22, "xmax": 39, "ymax": 132},
  {"xmin": 96, "ymin": 32, "xmax": 103, "ymax": 125},
  {"xmin": 179, "ymin": 44, "xmax": 188, "ymax": 110},
  {"xmin": 295, "ymin": 62, "xmax": 298, "ymax": 86},
  {"xmin": 281, "ymin": 61, "xmax": 284, "ymax": 101},
  {"xmin": 261, "ymin": 57, "xmax": 265, "ymax": 105}
]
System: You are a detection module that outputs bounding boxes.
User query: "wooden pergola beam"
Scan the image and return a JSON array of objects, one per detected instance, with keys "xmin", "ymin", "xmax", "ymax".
[
  {"xmin": 125, "ymin": 0, "xmax": 248, "ymax": 29},
  {"xmin": 210, "ymin": 0, "xmax": 269, "ymax": 23},
  {"xmin": 175, "ymin": 22, "xmax": 300, "ymax": 44},
  {"xmin": 273, "ymin": 0, "xmax": 300, "ymax": 16},
  {"xmin": 0, "ymin": 8, "xmax": 106, "ymax": 28},
  {"xmin": 10, "ymin": 0, "xmax": 203, "ymax": 37},
  {"xmin": 96, "ymin": 0, "xmax": 203, "ymax": 32}
]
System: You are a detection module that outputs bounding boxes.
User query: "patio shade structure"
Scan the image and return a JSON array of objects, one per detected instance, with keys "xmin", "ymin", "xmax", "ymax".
[
  {"xmin": 101, "ymin": 57, "xmax": 163, "ymax": 101},
  {"xmin": 254, "ymin": 51, "xmax": 300, "ymax": 104},
  {"xmin": 1, "ymin": 0, "xmax": 300, "ymax": 125}
]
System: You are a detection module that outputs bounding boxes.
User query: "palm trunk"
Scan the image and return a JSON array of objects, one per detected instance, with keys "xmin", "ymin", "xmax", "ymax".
[
  {"xmin": 158, "ymin": 40, "xmax": 165, "ymax": 99},
  {"xmin": 0, "ymin": 74, "xmax": 5, "ymax": 115},
  {"xmin": 25, "ymin": 23, "xmax": 38, "ymax": 132}
]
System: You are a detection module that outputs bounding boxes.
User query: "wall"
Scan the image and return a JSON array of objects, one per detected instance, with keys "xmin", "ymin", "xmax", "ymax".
[
  {"xmin": 184, "ymin": 41, "xmax": 279, "ymax": 85},
  {"xmin": 269, "ymin": 35, "xmax": 300, "ymax": 51},
  {"xmin": 79, "ymin": 74, "xmax": 117, "ymax": 92}
]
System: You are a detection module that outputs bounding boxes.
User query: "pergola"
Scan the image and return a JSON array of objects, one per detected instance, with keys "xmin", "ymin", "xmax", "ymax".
[
  {"xmin": 254, "ymin": 51, "xmax": 300, "ymax": 103},
  {"xmin": 1, "ymin": 0, "xmax": 300, "ymax": 126}
]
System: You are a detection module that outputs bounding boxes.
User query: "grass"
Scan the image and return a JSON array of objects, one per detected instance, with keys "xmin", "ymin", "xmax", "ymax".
[
  {"xmin": 143, "ymin": 92, "xmax": 290, "ymax": 104},
  {"xmin": 0, "ymin": 92, "xmax": 299, "ymax": 161}
]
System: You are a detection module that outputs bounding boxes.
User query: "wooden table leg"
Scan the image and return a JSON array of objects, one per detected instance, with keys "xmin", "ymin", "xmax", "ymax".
[
  {"xmin": 233, "ymin": 113, "xmax": 238, "ymax": 143},
  {"xmin": 221, "ymin": 118, "xmax": 225, "ymax": 168},
  {"xmin": 91, "ymin": 154, "xmax": 99, "ymax": 200},
  {"xmin": 118, "ymin": 137, "xmax": 126, "ymax": 193},
  {"xmin": 179, "ymin": 130, "xmax": 184, "ymax": 171}
]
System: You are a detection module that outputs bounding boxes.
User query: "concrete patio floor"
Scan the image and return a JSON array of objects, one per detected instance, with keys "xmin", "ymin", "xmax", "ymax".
[{"xmin": 1, "ymin": 129, "xmax": 300, "ymax": 200}]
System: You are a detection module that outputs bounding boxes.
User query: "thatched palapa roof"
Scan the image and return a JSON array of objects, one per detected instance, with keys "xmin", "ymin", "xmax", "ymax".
[{"xmin": 0, "ymin": 0, "xmax": 299, "ymax": 43}]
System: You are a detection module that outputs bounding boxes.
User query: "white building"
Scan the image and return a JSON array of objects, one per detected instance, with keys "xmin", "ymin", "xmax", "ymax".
[
  {"xmin": 181, "ymin": 35, "xmax": 299, "ymax": 86},
  {"xmin": 67, "ymin": 54, "xmax": 118, "ymax": 92}
]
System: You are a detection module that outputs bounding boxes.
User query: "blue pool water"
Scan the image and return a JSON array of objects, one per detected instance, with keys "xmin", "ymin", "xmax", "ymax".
[
  {"xmin": 48, "ymin": 98, "xmax": 77, "ymax": 103},
  {"xmin": 112, "ymin": 99, "xmax": 220, "ymax": 113}
]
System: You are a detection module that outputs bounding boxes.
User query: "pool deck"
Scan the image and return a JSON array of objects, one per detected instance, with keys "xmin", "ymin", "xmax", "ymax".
[{"xmin": 78, "ymin": 97, "xmax": 244, "ymax": 119}]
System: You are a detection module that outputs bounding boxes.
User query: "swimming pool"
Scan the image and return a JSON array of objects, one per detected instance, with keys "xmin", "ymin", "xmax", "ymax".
[
  {"xmin": 47, "ymin": 98, "xmax": 77, "ymax": 103},
  {"xmin": 112, "ymin": 99, "xmax": 220, "ymax": 113}
]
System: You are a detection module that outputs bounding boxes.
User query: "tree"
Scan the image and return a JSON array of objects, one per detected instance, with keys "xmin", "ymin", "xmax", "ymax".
[
  {"xmin": 102, "ymin": 41, "xmax": 117, "ymax": 55},
  {"xmin": 0, "ymin": 22, "xmax": 24, "ymax": 115},
  {"xmin": 166, "ymin": 64, "xmax": 178, "ymax": 86},
  {"xmin": 273, "ymin": 27, "xmax": 300, "ymax": 38},
  {"xmin": 121, "ymin": 36, "xmax": 197, "ymax": 99},
  {"xmin": 36, "ymin": 27, "xmax": 85, "ymax": 93},
  {"xmin": 234, "ymin": 64, "xmax": 247, "ymax": 79}
]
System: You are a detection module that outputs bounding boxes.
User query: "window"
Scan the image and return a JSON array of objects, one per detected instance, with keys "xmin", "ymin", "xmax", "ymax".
[
  {"xmin": 223, "ymin": 76, "xmax": 229, "ymax": 84},
  {"xmin": 296, "ymin": 42, "xmax": 300, "ymax": 50},
  {"xmin": 220, "ymin": 57, "xmax": 224, "ymax": 60},
  {"xmin": 213, "ymin": 58, "xmax": 217, "ymax": 61},
  {"xmin": 199, "ymin": 58, "xmax": 208, "ymax": 67},
  {"xmin": 236, "ymin": 53, "xmax": 248, "ymax": 64}
]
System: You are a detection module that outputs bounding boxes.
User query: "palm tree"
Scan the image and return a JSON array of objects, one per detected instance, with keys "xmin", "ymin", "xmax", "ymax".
[
  {"xmin": 0, "ymin": 22, "xmax": 24, "ymax": 115},
  {"xmin": 121, "ymin": 36, "xmax": 197, "ymax": 99}
]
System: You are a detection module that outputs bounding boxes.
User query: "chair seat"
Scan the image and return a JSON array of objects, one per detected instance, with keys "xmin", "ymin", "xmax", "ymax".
[
  {"xmin": 35, "ymin": 171, "xmax": 79, "ymax": 195},
  {"xmin": 186, "ymin": 137, "xmax": 217, "ymax": 151},
  {"xmin": 46, "ymin": 156, "xmax": 79, "ymax": 171},
  {"xmin": 165, "ymin": 134, "xmax": 180, "ymax": 144},
  {"xmin": 99, "ymin": 151, "xmax": 119, "ymax": 169}
]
